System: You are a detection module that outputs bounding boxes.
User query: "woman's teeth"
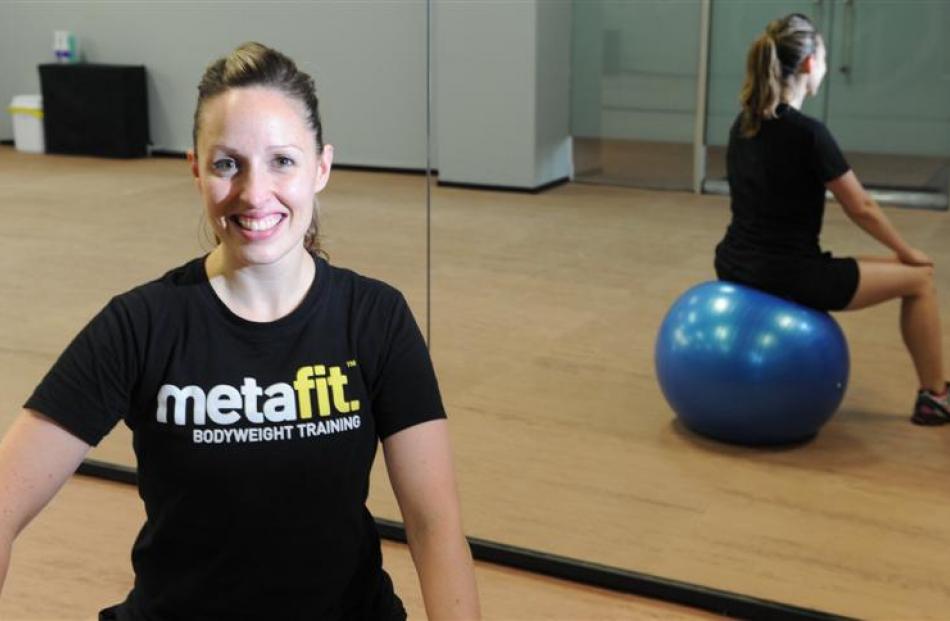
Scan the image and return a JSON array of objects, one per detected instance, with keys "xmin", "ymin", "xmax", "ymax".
[{"xmin": 236, "ymin": 214, "xmax": 282, "ymax": 231}]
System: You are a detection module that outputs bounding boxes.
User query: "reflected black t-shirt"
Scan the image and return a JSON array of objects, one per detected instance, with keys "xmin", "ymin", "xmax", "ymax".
[
  {"xmin": 25, "ymin": 254, "xmax": 445, "ymax": 620},
  {"xmin": 715, "ymin": 104, "xmax": 851, "ymax": 282}
]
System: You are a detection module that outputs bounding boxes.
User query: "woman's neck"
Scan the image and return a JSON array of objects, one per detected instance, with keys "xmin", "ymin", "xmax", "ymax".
[
  {"xmin": 784, "ymin": 82, "xmax": 807, "ymax": 111},
  {"xmin": 205, "ymin": 245, "xmax": 316, "ymax": 322}
]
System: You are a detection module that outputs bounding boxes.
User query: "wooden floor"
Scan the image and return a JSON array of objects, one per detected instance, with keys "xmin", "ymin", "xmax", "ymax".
[{"xmin": 2, "ymin": 146, "xmax": 949, "ymax": 619}]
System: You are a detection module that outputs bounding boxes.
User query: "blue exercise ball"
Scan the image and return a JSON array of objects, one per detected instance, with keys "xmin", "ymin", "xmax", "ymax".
[{"xmin": 655, "ymin": 281, "xmax": 849, "ymax": 445}]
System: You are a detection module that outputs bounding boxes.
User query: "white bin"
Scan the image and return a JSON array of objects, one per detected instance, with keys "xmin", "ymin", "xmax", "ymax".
[{"xmin": 8, "ymin": 95, "xmax": 45, "ymax": 153}]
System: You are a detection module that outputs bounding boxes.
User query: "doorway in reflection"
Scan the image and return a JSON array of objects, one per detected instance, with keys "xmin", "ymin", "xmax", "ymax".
[{"xmin": 571, "ymin": 0, "xmax": 702, "ymax": 190}]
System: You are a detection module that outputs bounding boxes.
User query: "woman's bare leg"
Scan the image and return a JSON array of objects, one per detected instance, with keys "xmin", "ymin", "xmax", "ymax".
[{"xmin": 845, "ymin": 258, "xmax": 944, "ymax": 393}]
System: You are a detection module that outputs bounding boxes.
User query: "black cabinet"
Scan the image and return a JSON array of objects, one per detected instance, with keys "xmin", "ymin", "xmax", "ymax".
[{"xmin": 39, "ymin": 64, "xmax": 149, "ymax": 158}]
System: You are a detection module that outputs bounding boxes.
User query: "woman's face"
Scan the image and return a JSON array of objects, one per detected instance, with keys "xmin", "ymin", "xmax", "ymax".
[
  {"xmin": 804, "ymin": 37, "xmax": 827, "ymax": 96},
  {"xmin": 189, "ymin": 87, "xmax": 332, "ymax": 268}
]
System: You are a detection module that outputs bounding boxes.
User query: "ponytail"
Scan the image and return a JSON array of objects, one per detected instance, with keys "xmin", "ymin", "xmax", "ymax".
[
  {"xmin": 738, "ymin": 14, "xmax": 819, "ymax": 137},
  {"xmin": 739, "ymin": 34, "xmax": 784, "ymax": 137}
]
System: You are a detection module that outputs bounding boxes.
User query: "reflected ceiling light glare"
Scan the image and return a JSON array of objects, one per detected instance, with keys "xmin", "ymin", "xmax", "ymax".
[
  {"xmin": 712, "ymin": 297, "xmax": 730, "ymax": 314},
  {"xmin": 673, "ymin": 327, "xmax": 689, "ymax": 346}
]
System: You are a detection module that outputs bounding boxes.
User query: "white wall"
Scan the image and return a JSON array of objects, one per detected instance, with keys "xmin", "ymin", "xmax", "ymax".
[
  {"xmin": 1, "ymin": 0, "xmax": 575, "ymax": 184},
  {"xmin": 0, "ymin": 1, "xmax": 428, "ymax": 168},
  {"xmin": 434, "ymin": 0, "xmax": 572, "ymax": 189},
  {"xmin": 535, "ymin": 1, "xmax": 573, "ymax": 187},
  {"xmin": 433, "ymin": 1, "xmax": 536, "ymax": 188}
]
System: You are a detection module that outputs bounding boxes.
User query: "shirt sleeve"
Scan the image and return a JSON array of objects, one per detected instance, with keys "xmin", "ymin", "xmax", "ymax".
[
  {"xmin": 812, "ymin": 121, "xmax": 851, "ymax": 182},
  {"xmin": 23, "ymin": 296, "xmax": 142, "ymax": 446},
  {"xmin": 370, "ymin": 292, "xmax": 446, "ymax": 440}
]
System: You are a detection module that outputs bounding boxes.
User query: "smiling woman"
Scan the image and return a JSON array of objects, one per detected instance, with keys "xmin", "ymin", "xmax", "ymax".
[
  {"xmin": 0, "ymin": 42, "xmax": 480, "ymax": 621},
  {"xmin": 187, "ymin": 43, "xmax": 333, "ymax": 321},
  {"xmin": 190, "ymin": 84, "xmax": 332, "ymax": 322}
]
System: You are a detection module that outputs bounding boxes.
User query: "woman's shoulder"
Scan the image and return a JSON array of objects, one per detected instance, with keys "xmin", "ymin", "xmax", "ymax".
[
  {"xmin": 323, "ymin": 260, "xmax": 401, "ymax": 299},
  {"xmin": 779, "ymin": 105, "xmax": 833, "ymax": 137},
  {"xmin": 321, "ymin": 259, "xmax": 410, "ymax": 322},
  {"xmin": 109, "ymin": 255, "xmax": 207, "ymax": 312}
]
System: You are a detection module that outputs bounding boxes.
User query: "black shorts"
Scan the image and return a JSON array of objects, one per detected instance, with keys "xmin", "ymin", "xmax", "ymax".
[
  {"xmin": 98, "ymin": 604, "xmax": 130, "ymax": 621},
  {"xmin": 715, "ymin": 251, "xmax": 860, "ymax": 311}
]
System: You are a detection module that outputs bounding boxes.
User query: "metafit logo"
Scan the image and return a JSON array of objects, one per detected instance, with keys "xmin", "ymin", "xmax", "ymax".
[{"xmin": 155, "ymin": 361, "xmax": 362, "ymax": 445}]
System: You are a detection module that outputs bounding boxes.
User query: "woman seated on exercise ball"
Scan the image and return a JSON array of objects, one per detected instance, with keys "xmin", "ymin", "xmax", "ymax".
[
  {"xmin": 0, "ymin": 42, "xmax": 480, "ymax": 619},
  {"xmin": 714, "ymin": 13, "xmax": 948, "ymax": 425}
]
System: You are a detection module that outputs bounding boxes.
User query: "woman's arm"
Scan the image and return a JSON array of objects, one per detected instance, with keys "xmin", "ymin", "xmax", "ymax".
[
  {"xmin": 382, "ymin": 419, "xmax": 480, "ymax": 620},
  {"xmin": 0, "ymin": 409, "xmax": 91, "ymax": 594},
  {"xmin": 826, "ymin": 170, "xmax": 933, "ymax": 265}
]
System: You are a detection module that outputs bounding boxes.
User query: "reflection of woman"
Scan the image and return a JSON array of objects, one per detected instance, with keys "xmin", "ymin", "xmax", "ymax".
[
  {"xmin": 715, "ymin": 14, "xmax": 948, "ymax": 424},
  {"xmin": 0, "ymin": 43, "xmax": 480, "ymax": 619}
]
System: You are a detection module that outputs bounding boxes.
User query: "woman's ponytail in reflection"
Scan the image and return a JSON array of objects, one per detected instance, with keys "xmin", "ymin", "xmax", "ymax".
[{"xmin": 739, "ymin": 14, "xmax": 819, "ymax": 137}]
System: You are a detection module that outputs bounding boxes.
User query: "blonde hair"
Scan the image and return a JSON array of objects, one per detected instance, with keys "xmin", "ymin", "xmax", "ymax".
[
  {"xmin": 739, "ymin": 14, "xmax": 819, "ymax": 137},
  {"xmin": 193, "ymin": 42, "xmax": 325, "ymax": 255}
]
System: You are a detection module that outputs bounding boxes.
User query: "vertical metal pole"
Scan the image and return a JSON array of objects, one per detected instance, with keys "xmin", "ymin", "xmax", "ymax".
[
  {"xmin": 692, "ymin": 0, "xmax": 711, "ymax": 195},
  {"xmin": 820, "ymin": 0, "xmax": 836, "ymax": 124},
  {"xmin": 425, "ymin": 0, "xmax": 432, "ymax": 347}
]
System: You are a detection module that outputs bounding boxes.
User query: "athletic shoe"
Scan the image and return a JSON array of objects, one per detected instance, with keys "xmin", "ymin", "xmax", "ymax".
[{"xmin": 911, "ymin": 382, "xmax": 950, "ymax": 426}]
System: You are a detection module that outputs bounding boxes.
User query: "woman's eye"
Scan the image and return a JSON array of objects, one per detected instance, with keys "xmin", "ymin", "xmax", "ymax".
[
  {"xmin": 212, "ymin": 159, "xmax": 237, "ymax": 173},
  {"xmin": 274, "ymin": 156, "xmax": 295, "ymax": 168}
]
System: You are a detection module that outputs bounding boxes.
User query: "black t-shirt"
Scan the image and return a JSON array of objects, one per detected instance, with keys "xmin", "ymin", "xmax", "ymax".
[
  {"xmin": 25, "ymin": 254, "xmax": 445, "ymax": 620},
  {"xmin": 715, "ymin": 104, "xmax": 851, "ymax": 281}
]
